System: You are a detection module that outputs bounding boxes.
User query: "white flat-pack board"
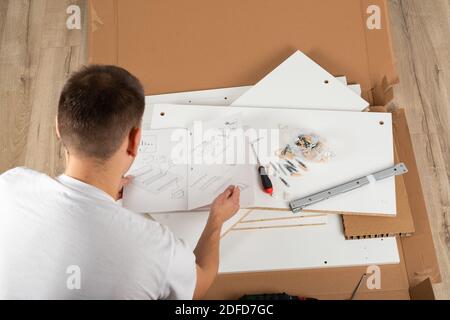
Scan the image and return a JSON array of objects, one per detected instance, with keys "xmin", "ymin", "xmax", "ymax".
[
  {"xmin": 150, "ymin": 211, "xmax": 399, "ymax": 273},
  {"xmin": 231, "ymin": 51, "xmax": 369, "ymax": 111},
  {"xmin": 142, "ymin": 77, "xmax": 362, "ymax": 128},
  {"xmin": 149, "ymin": 103, "xmax": 396, "ymax": 216},
  {"xmin": 146, "ymin": 86, "xmax": 252, "ymax": 108}
]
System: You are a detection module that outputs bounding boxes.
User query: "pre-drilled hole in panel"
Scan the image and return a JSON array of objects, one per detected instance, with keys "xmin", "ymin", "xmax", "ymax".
[
  {"xmin": 160, "ymin": 112, "xmax": 165, "ymax": 116},
  {"xmin": 324, "ymin": 80, "xmax": 329, "ymax": 84},
  {"xmin": 379, "ymin": 121, "xmax": 384, "ymax": 125}
]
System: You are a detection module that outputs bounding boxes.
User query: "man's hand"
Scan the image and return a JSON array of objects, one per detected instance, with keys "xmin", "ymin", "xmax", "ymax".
[
  {"xmin": 208, "ymin": 185, "xmax": 241, "ymax": 228},
  {"xmin": 116, "ymin": 175, "xmax": 134, "ymax": 200}
]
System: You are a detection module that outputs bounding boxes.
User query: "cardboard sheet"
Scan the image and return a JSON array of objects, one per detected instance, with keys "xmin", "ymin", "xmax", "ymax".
[
  {"xmin": 390, "ymin": 109, "xmax": 441, "ymax": 285},
  {"xmin": 88, "ymin": 0, "xmax": 397, "ymax": 105},
  {"xmin": 89, "ymin": 0, "xmax": 440, "ymax": 298}
]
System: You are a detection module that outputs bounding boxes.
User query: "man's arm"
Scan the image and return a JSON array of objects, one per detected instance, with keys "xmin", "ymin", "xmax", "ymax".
[{"xmin": 193, "ymin": 186, "xmax": 240, "ymax": 299}]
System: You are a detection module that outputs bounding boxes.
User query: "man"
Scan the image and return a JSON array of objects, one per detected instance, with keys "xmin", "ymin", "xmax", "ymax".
[{"xmin": 0, "ymin": 65, "xmax": 240, "ymax": 299}]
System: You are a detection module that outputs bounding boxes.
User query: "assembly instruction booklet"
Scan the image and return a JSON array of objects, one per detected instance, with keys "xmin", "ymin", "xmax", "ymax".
[{"xmin": 123, "ymin": 113, "xmax": 256, "ymax": 213}]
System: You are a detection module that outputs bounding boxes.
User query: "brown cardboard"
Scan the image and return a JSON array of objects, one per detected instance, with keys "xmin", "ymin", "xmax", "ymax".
[
  {"xmin": 391, "ymin": 109, "xmax": 442, "ymax": 286},
  {"xmin": 88, "ymin": 0, "xmax": 398, "ymax": 104},
  {"xmin": 88, "ymin": 0, "xmax": 440, "ymax": 299},
  {"xmin": 409, "ymin": 278, "xmax": 436, "ymax": 300}
]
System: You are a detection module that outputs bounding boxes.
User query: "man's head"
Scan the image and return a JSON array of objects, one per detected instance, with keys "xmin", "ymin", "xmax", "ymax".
[{"xmin": 57, "ymin": 65, "xmax": 145, "ymax": 170}]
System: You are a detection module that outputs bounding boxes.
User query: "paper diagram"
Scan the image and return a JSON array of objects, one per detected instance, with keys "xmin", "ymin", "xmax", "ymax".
[
  {"xmin": 124, "ymin": 129, "xmax": 190, "ymax": 212},
  {"xmin": 187, "ymin": 113, "xmax": 255, "ymax": 210},
  {"xmin": 131, "ymin": 166, "xmax": 186, "ymax": 200},
  {"xmin": 123, "ymin": 115, "xmax": 255, "ymax": 213}
]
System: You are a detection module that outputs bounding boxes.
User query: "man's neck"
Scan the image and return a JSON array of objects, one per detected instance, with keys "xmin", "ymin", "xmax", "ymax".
[{"xmin": 64, "ymin": 156, "xmax": 123, "ymax": 200}]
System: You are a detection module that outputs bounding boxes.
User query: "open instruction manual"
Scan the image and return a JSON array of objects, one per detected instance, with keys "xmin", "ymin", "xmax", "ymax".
[{"xmin": 123, "ymin": 114, "xmax": 256, "ymax": 213}]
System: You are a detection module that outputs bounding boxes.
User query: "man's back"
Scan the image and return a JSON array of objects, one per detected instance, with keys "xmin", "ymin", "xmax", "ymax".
[{"xmin": 0, "ymin": 167, "xmax": 196, "ymax": 299}]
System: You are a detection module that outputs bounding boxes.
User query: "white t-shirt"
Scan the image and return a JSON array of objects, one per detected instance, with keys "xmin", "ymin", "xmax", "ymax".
[{"xmin": 0, "ymin": 167, "xmax": 197, "ymax": 300}]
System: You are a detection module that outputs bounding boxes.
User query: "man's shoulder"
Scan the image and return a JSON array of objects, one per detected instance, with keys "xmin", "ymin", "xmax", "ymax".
[
  {"xmin": 1, "ymin": 166, "xmax": 42, "ymax": 179},
  {"xmin": 0, "ymin": 167, "xmax": 52, "ymax": 189}
]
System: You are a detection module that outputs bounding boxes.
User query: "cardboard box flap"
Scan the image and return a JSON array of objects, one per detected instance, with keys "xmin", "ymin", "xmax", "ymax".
[
  {"xmin": 89, "ymin": 0, "xmax": 398, "ymax": 103},
  {"xmin": 361, "ymin": 0, "xmax": 399, "ymax": 105},
  {"xmin": 409, "ymin": 278, "xmax": 436, "ymax": 300},
  {"xmin": 392, "ymin": 109, "xmax": 441, "ymax": 285}
]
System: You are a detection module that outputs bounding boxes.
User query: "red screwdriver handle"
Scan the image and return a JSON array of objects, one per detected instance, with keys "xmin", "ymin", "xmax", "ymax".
[{"xmin": 258, "ymin": 166, "xmax": 273, "ymax": 195}]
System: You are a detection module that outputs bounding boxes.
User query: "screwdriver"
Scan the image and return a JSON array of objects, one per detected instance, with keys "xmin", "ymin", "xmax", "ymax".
[{"xmin": 251, "ymin": 143, "xmax": 273, "ymax": 195}]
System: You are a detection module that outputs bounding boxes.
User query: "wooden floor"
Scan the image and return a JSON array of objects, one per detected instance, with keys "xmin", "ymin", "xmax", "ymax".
[
  {"xmin": 388, "ymin": 0, "xmax": 450, "ymax": 299},
  {"xmin": 0, "ymin": 0, "xmax": 449, "ymax": 299}
]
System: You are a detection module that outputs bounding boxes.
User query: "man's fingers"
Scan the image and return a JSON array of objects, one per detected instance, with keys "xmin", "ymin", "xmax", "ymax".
[
  {"xmin": 231, "ymin": 186, "xmax": 240, "ymax": 202},
  {"xmin": 223, "ymin": 185, "xmax": 235, "ymax": 198},
  {"xmin": 124, "ymin": 175, "xmax": 134, "ymax": 183},
  {"xmin": 121, "ymin": 175, "xmax": 134, "ymax": 187},
  {"xmin": 116, "ymin": 176, "xmax": 134, "ymax": 200}
]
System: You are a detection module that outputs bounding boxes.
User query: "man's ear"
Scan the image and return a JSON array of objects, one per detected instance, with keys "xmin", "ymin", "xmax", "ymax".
[
  {"xmin": 127, "ymin": 127, "xmax": 141, "ymax": 158},
  {"xmin": 55, "ymin": 115, "xmax": 61, "ymax": 139}
]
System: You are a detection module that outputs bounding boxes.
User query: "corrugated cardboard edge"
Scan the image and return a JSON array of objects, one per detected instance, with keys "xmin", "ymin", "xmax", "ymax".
[{"xmin": 342, "ymin": 174, "xmax": 415, "ymax": 239}]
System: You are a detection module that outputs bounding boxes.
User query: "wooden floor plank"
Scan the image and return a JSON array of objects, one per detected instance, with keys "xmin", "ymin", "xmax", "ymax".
[
  {"xmin": 0, "ymin": 0, "xmax": 34, "ymax": 172},
  {"xmin": 41, "ymin": 0, "xmax": 84, "ymax": 48},
  {"xmin": 0, "ymin": 0, "xmax": 9, "ymax": 46},
  {"xmin": 24, "ymin": 46, "xmax": 81, "ymax": 176},
  {"xmin": 388, "ymin": 0, "xmax": 450, "ymax": 300}
]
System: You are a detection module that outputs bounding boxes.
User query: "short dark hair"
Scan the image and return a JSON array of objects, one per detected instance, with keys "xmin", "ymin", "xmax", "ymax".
[{"xmin": 58, "ymin": 65, "xmax": 145, "ymax": 160}]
